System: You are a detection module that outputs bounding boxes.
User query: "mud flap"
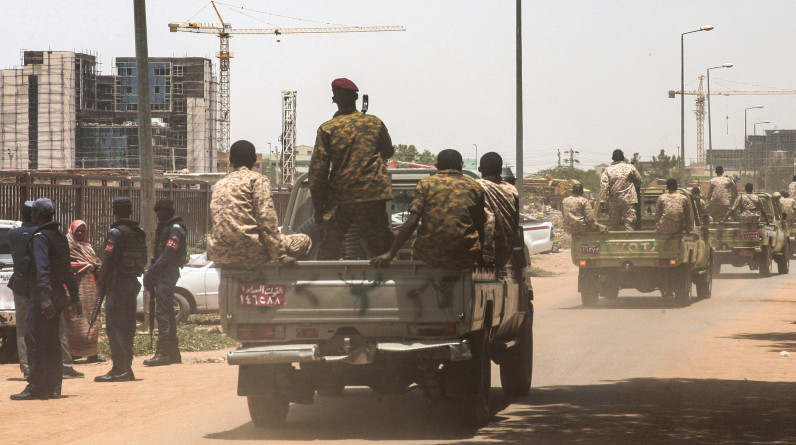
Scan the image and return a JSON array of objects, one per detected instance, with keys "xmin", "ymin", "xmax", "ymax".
[{"xmin": 237, "ymin": 365, "xmax": 315, "ymax": 404}]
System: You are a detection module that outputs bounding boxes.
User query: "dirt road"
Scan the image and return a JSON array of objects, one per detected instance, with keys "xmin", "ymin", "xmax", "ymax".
[{"xmin": 2, "ymin": 253, "xmax": 794, "ymax": 444}]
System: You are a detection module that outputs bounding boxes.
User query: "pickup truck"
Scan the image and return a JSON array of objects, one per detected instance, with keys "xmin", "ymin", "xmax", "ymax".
[
  {"xmin": 709, "ymin": 193, "xmax": 789, "ymax": 276},
  {"xmin": 1, "ymin": 220, "xmax": 21, "ymax": 358},
  {"xmin": 571, "ymin": 188, "xmax": 713, "ymax": 307},
  {"xmin": 217, "ymin": 169, "xmax": 533, "ymax": 428}
]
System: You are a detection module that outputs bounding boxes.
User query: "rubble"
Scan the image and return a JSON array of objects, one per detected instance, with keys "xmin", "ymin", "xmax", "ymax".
[{"xmin": 523, "ymin": 199, "xmax": 570, "ymax": 249}]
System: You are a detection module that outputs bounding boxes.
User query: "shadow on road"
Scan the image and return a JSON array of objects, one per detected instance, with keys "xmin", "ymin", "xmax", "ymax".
[
  {"xmin": 205, "ymin": 378, "xmax": 796, "ymax": 443},
  {"xmin": 729, "ymin": 331, "xmax": 796, "ymax": 352},
  {"xmin": 562, "ymin": 296, "xmax": 708, "ymax": 310},
  {"xmin": 715, "ymin": 272, "xmax": 762, "ymax": 280}
]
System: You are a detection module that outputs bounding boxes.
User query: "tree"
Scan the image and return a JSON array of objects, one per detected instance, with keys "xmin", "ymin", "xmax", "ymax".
[
  {"xmin": 416, "ymin": 149, "xmax": 437, "ymax": 165},
  {"xmin": 392, "ymin": 144, "xmax": 437, "ymax": 166},
  {"xmin": 531, "ymin": 166, "xmax": 601, "ymax": 194},
  {"xmin": 642, "ymin": 149, "xmax": 681, "ymax": 183}
]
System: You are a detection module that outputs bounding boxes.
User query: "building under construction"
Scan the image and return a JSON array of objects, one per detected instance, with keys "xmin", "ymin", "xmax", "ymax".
[{"xmin": 0, "ymin": 50, "xmax": 218, "ymax": 172}]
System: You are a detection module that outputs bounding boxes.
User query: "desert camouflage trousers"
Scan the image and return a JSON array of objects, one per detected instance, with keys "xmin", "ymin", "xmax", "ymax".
[
  {"xmin": 608, "ymin": 200, "xmax": 637, "ymax": 231},
  {"xmin": 706, "ymin": 202, "xmax": 730, "ymax": 222},
  {"xmin": 317, "ymin": 200, "xmax": 395, "ymax": 260},
  {"xmin": 281, "ymin": 233, "xmax": 312, "ymax": 259}
]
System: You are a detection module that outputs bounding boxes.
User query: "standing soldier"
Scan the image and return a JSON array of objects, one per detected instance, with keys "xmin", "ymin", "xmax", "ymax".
[
  {"xmin": 779, "ymin": 190, "xmax": 795, "ymax": 225},
  {"xmin": 208, "ymin": 140, "xmax": 310, "ymax": 266},
  {"xmin": 788, "ymin": 175, "xmax": 796, "ymax": 197},
  {"xmin": 691, "ymin": 187, "xmax": 708, "ymax": 220},
  {"xmin": 11, "ymin": 198, "xmax": 81, "ymax": 400},
  {"xmin": 143, "ymin": 198, "xmax": 186, "ymax": 367},
  {"xmin": 655, "ymin": 179, "xmax": 692, "ymax": 234},
  {"xmin": 562, "ymin": 184, "xmax": 608, "ymax": 234},
  {"xmin": 599, "ymin": 149, "xmax": 642, "ymax": 231},
  {"xmin": 705, "ymin": 166, "xmax": 736, "ymax": 221},
  {"xmin": 94, "ymin": 197, "xmax": 146, "ymax": 382},
  {"xmin": 371, "ymin": 149, "xmax": 486, "ymax": 270},
  {"xmin": 309, "ymin": 77, "xmax": 395, "ymax": 260},
  {"xmin": 723, "ymin": 183, "xmax": 766, "ymax": 224},
  {"xmin": 476, "ymin": 152, "xmax": 519, "ymax": 267}
]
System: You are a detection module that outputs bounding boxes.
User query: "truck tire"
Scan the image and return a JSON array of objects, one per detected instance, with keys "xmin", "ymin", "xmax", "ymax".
[
  {"xmin": 499, "ymin": 311, "xmax": 533, "ymax": 397},
  {"xmin": 450, "ymin": 329, "xmax": 492, "ymax": 428},
  {"xmin": 776, "ymin": 241, "xmax": 790, "ymax": 274},
  {"xmin": 579, "ymin": 271, "xmax": 598, "ymax": 307},
  {"xmin": 696, "ymin": 258, "xmax": 713, "ymax": 299},
  {"xmin": 247, "ymin": 395, "xmax": 289, "ymax": 427},
  {"xmin": 601, "ymin": 284, "xmax": 619, "ymax": 299},
  {"xmin": 712, "ymin": 260, "xmax": 721, "ymax": 275},
  {"xmin": 758, "ymin": 245, "xmax": 772, "ymax": 277},
  {"xmin": 674, "ymin": 266, "xmax": 692, "ymax": 307}
]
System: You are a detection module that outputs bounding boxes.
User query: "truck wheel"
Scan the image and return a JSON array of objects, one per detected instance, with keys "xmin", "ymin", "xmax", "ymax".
[
  {"xmin": 696, "ymin": 259, "xmax": 713, "ymax": 299},
  {"xmin": 601, "ymin": 285, "xmax": 619, "ymax": 299},
  {"xmin": 674, "ymin": 266, "xmax": 692, "ymax": 307},
  {"xmin": 712, "ymin": 260, "xmax": 721, "ymax": 275},
  {"xmin": 247, "ymin": 395, "xmax": 289, "ymax": 428},
  {"xmin": 758, "ymin": 245, "xmax": 772, "ymax": 277},
  {"xmin": 579, "ymin": 271, "xmax": 598, "ymax": 307},
  {"xmin": 499, "ymin": 311, "xmax": 533, "ymax": 397},
  {"xmin": 450, "ymin": 329, "xmax": 492, "ymax": 428},
  {"xmin": 776, "ymin": 242, "xmax": 790, "ymax": 274}
]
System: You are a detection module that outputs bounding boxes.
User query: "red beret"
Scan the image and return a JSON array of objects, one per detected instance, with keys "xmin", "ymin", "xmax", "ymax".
[{"xmin": 331, "ymin": 78, "xmax": 358, "ymax": 92}]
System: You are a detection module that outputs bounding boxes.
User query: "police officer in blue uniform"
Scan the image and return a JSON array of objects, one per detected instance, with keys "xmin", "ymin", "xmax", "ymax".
[
  {"xmin": 11, "ymin": 198, "xmax": 81, "ymax": 400},
  {"xmin": 95, "ymin": 197, "xmax": 147, "ymax": 383},
  {"xmin": 143, "ymin": 198, "xmax": 187, "ymax": 367},
  {"xmin": 8, "ymin": 202, "xmax": 37, "ymax": 380}
]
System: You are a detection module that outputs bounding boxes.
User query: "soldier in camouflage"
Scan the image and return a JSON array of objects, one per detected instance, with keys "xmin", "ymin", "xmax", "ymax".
[
  {"xmin": 779, "ymin": 190, "xmax": 795, "ymax": 225},
  {"xmin": 655, "ymin": 179, "xmax": 692, "ymax": 234},
  {"xmin": 789, "ymin": 175, "xmax": 796, "ymax": 197},
  {"xmin": 562, "ymin": 184, "xmax": 608, "ymax": 234},
  {"xmin": 309, "ymin": 78, "xmax": 395, "ymax": 260},
  {"xmin": 599, "ymin": 149, "xmax": 642, "ymax": 231},
  {"xmin": 371, "ymin": 149, "xmax": 486, "ymax": 270},
  {"xmin": 476, "ymin": 152, "xmax": 519, "ymax": 267},
  {"xmin": 705, "ymin": 166, "xmax": 736, "ymax": 221},
  {"xmin": 723, "ymin": 183, "xmax": 767, "ymax": 224},
  {"xmin": 208, "ymin": 140, "xmax": 311, "ymax": 267},
  {"xmin": 691, "ymin": 187, "xmax": 708, "ymax": 220}
]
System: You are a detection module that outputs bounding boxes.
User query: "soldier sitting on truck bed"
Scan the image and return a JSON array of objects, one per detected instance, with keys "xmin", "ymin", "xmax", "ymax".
[
  {"xmin": 370, "ymin": 149, "xmax": 486, "ymax": 270},
  {"xmin": 208, "ymin": 140, "xmax": 311, "ymax": 267},
  {"xmin": 599, "ymin": 149, "xmax": 642, "ymax": 231},
  {"xmin": 476, "ymin": 152, "xmax": 519, "ymax": 267},
  {"xmin": 562, "ymin": 184, "xmax": 608, "ymax": 234},
  {"xmin": 705, "ymin": 166, "xmax": 736, "ymax": 221},
  {"xmin": 691, "ymin": 187, "xmax": 708, "ymax": 219},
  {"xmin": 789, "ymin": 175, "xmax": 796, "ymax": 197},
  {"xmin": 722, "ymin": 183, "xmax": 767, "ymax": 225},
  {"xmin": 779, "ymin": 190, "xmax": 796, "ymax": 225},
  {"xmin": 655, "ymin": 179, "xmax": 692, "ymax": 234}
]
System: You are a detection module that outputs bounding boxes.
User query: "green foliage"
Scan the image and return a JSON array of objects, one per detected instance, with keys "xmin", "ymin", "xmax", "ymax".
[
  {"xmin": 639, "ymin": 149, "xmax": 681, "ymax": 183},
  {"xmin": 187, "ymin": 234, "xmax": 208, "ymax": 256},
  {"xmin": 531, "ymin": 166, "xmax": 601, "ymax": 194},
  {"xmin": 393, "ymin": 144, "xmax": 437, "ymax": 166},
  {"xmin": 527, "ymin": 265, "xmax": 557, "ymax": 277}
]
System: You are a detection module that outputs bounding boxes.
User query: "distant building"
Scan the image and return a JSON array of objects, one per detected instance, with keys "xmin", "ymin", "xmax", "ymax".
[
  {"xmin": 594, "ymin": 163, "xmax": 609, "ymax": 176},
  {"xmin": 0, "ymin": 50, "xmax": 218, "ymax": 172},
  {"xmin": 707, "ymin": 130, "xmax": 796, "ymax": 173}
]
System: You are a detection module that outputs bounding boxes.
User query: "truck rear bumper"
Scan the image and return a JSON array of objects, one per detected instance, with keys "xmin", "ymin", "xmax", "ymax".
[{"xmin": 227, "ymin": 339, "xmax": 472, "ymax": 366}]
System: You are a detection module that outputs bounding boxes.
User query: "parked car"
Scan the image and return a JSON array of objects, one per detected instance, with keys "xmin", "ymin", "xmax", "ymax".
[
  {"xmin": 1, "ymin": 220, "xmax": 22, "ymax": 331},
  {"xmin": 520, "ymin": 215, "xmax": 555, "ymax": 255},
  {"xmin": 136, "ymin": 253, "xmax": 220, "ymax": 323}
]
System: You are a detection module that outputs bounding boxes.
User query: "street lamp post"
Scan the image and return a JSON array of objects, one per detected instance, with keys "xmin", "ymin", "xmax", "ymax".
[
  {"xmin": 706, "ymin": 63, "xmax": 733, "ymax": 176},
  {"xmin": 472, "ymin": 143, "xmax": 478, "ymax": 169},
  {"xmin": 681, "ymin": 25, "xmax": 714, "ymax": 182},
  {"xmin": 744, "ymin": 105, "xmax": 764, "ymax": 150},
  {"xmin": 753, "ymin": 120, "xmax": 770, "ymax": 137}
]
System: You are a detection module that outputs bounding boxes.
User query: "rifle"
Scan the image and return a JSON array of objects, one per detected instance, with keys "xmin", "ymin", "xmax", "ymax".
[
  {"xmin": 144, "ymin": 262, "xmax": 156, "ymax": 347},
  {"xmin": 86, "ymin": 286, "xmax": 106, "ymax": 342},
  {"xmin": 361, "ymin": 94, "xmax": 369, "ymax": 114}
]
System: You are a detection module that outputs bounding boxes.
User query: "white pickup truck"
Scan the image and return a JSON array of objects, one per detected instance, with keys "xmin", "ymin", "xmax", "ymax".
[
  {"xmin": 0, "ymin": 220, "xmax": 21, "ymax": 358},
  {"xmin": 218, "ymin": 169, "xmax": 534, "ymax": 428}
]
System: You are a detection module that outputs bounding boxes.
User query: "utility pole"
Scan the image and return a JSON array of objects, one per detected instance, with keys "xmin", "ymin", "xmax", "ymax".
[
  {"xmin": 515, "ymin": 0, "xmax": 523, "ymax": 207},
  {"xmin": 564, "ymin": 149, "xmax": 580, "ymax": 168},
  {"xmin": 557, "ymin": 149, "xmax": 561, "ymax": 167},
  {"xmin": 134, "ymin": 0, "xmax": 156, "ymax": 334}
]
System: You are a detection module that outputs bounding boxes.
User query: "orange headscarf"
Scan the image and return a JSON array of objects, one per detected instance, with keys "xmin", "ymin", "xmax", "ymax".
[{"xmin": 67, "ymin": 220, "xmax": 101, "ymax": 271}]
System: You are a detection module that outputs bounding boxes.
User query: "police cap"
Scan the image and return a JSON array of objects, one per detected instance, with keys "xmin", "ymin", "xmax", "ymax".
[
  {"xmin": 26, "ymin": 198, "xmax": 55, "ymax": 215},
  {"xmin": 154, "ymin": 198, "xmax": 174, "ymax": 211},
  {"xmin": 113, "ymin": 197, "xmax": 133, "ymax": 211}
]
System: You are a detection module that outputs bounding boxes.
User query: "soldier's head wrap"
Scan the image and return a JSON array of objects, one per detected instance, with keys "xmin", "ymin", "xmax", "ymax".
[
  {"xmin": 436, "ymin": 149, "xmax": 463, "ymax": 171},
  {"xmin": 331, "ymin": 78, "xmax": 358, "ymax": 92},
  {"xmin": 691, "ymin": 187, "xmax": 702, "ymax": 196},
  {"xmin": 113, "ymin": 197, "xmax": 133, "ymax": 217},
  {"xmin": 666, "ymin": 178, "xmax": 678, "ymax": 191},
  {"xmin": 154, "ymin": 198, "xmax": 174, "ymax": 211},
  {"xmin": 781, "ymin": 190, "xmax": 790, "ymax": 198},
  {"xmin": 745, "ymin": 183, "xmax": 754, "ymax": 193},
  {"xmin": 572, "ymin": 183, "xmax": 584, "ymax": 195},
  {"xmin": 715, "ymin": 165, "xmax": 724, "ymax": 175},
  {"xmin": 478, "ymin": 152, "xmax": 503, "ymax": 177},
  {"xmin": 612, "ymin": 149, "xmax": 624, "ymax": 162},
  {"xmin": 229, "ymin": 140, "xmax": 257, "ymax": 169}
]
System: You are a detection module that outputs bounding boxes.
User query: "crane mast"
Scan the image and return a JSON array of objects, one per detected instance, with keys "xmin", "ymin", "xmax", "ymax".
[{"xmin": 281, "ymin": 91, "xmax": 297, "ymax": 185}]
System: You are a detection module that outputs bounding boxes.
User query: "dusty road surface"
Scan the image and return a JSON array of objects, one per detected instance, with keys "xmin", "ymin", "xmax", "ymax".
[{"xmin": 2, "ymin": 253, "xmax": 794, "ymax": 444}]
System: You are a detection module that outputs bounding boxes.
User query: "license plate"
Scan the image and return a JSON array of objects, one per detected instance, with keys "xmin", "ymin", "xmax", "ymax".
[
  {"xmin": 738, "ymin": 249, "xmax": 755, "ymax": 258},
  {"xmin": 237, "ymin": 284, "xmax": 285, "ymax": 307},
  {"xmin": 579, "ymin": 243, "xmax": 600, "ymax": 254},
  {"xmin": 742, "ymin": 230, "xmax": 759, "ymax": 239}
]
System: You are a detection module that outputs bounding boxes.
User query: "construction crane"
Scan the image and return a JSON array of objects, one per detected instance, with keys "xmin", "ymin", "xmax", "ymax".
[
  {"xmin": 669, "ymin": 78, "xmax": 796, "ymax": 165},
  {"xmin": 169, "ymin": 1, "xmax": 405, "ymax": 163}
]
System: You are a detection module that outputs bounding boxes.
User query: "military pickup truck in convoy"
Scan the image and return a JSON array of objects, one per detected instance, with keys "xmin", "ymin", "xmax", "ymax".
[
  {"xmin": 709, "ymin": 193, "xmax": 789, "ymax": 276},
  {"xmin": 218, "ymin": 169, "xmax": 533, "ymax": 428},
  {"xmin": 571, "ymin": 188, "xmax": 713, "ymax": 307}
]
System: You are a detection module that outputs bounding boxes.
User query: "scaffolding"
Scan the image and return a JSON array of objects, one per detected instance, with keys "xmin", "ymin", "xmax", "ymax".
[{"xmin": 281, "ymin": 91, "xmax": 296, "ymax": 184}]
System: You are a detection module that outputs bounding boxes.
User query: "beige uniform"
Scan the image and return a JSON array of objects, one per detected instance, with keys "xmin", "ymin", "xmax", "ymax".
[
  {"xmin": 780, "ymin": 196, "xmax": 796, "ymax": 222},
  {"xmin": 208, "ymin": 166, "xmax": 311, "ymax": 267},
  {"xmin": 477, "ymin": 177, "xmax": 519, "ymax": 267},
  {"xmin": 728, "ymin": 193, "xmax": 765, "ymax": 225},
  {"xmin": 562, "ymin": 195, "xmax": 606, "ymax": 234},
  {"xmin": 599, "ymin": 161, "xmax": 642, "ymax": 231},
  {"xmin": 655, "ymin": 191, "xmax": 691, "ymax": 233},
  {"xmin": 788, "ymin": 181, "xmax": 796, "ymax": 197},
  {"xmin": 705, "ymin": 175, "xmax": 736, "ymax": 221}
]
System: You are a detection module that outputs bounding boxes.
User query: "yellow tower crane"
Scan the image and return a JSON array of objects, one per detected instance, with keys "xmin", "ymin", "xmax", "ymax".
[
  {"xmin": 169, "ymin": 1, "xmax": 405, "ymax": 154},
  {"xmin": 669, "ymin": 79, "xmax": 796, "ymax": 165}
]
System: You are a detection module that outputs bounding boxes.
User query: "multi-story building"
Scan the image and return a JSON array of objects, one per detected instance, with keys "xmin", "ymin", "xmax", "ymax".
[{"xmin": 0, "ymin": 50, "xmax": 218, "ymax": 172}]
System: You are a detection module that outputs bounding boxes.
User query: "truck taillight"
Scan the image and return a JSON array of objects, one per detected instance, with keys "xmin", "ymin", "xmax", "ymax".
[
  {"xmin": 409, "ymin": 323, "xmax": 457, "ymax": 337},
  {"xmin": 658, "ymin": 258, "xmax": 677, "ymax": 266},
  {"xmin": 237, "ymin": 324, "xmax": 285, "ymax": 340},
  {"xmin": 296, "ymin": 328, "xmax": 319, "ymax": 338},
  {"xmin": 579, "ymin": 259, "xmax": 598, "ymax": 266}
]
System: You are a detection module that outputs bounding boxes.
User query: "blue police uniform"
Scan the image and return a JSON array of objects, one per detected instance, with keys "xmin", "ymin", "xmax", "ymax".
[
  {"xmin": 147, "ymin": 217, "xmax": 187, "ymax": 355},
  {"xmin": 8, "ymin": 221, "xmax": 37, "ymax": 378}
]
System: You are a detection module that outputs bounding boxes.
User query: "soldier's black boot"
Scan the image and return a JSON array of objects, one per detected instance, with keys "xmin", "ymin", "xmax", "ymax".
[
  {"xmin": 143, "ymin": 341, "xmax": 172, "ymax": 367},
  {"xmin": 169, "ymin": 340, "xmax": 182, "ymax": 364}
]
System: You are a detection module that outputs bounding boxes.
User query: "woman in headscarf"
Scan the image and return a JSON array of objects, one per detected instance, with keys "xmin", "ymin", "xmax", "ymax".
[{"xmin": 64, "ymin": 220, "xmax": 105, "ymax": 362}]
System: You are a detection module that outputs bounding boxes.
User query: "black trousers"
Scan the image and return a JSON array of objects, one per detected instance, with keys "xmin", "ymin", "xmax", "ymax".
[
  {"xmin": 24, "ymin": 295, "xmax": 63, "ymax": 395},
  {"xmin": 154, "ymin": 267, "xmax": 180, "ymax": 344},
  {"xmin": 105, "ymin": 276, "xmax": 141, "ymax": 370}
]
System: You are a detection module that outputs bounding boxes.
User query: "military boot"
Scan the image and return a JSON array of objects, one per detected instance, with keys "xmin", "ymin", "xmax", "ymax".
[
  {"xmin": 169, "ymin": 340, "xmax": 182, "ymax": 364},
  {"xmin": 143, "ymin": 341, "xmax": 172, "ymax": 367}
]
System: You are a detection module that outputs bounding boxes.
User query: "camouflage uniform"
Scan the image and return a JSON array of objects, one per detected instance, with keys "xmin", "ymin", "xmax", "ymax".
[
  {"xmin": 655, "ymin": 191, "xmax": 692, "ymax": 233},
  {"xmin": 599, "ymin": 161, "xmax": 642, "ymax": 231},
  {"xmin": 309, "ymin": 110, "xmax": 395, "ymax": 259},
  {"xmin": 477, "ymin": 177, "xmax": 519, "ymax": 267},
  {"xmin": 562, "ymin": 194, "xmax": 607, "ymax": 234},
  {"xmin": 789, "ymin": 181, "xmax": 796, "ymax": 197},
  {"xmin": 705, "ymin": 175, "xmax": 736, "ymax": 221},
  {"xmin": 410, "ymin": 170, "xmax": 486, "ymax": 270},
  {"xmin": 779, "ymin": 196, "xmax": 796, "ymax": 231},
  {"xmin": 208, "ymin": 166, "xmax": 311, "ymax": 267},
  {"xmin": 727, "ymin": 193, "xmax": 765, "ymax": 224}
]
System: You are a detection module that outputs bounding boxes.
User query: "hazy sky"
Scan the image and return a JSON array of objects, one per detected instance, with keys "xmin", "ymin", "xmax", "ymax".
[{"xmin": 4, "ymin": 0, "xmax": 796, "ymax": 173}]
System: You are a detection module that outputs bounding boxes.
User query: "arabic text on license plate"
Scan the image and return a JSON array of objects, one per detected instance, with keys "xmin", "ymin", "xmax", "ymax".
[
  {"xmin": 742, "ymin": 230, "xmax": 759, "ymax": 239},
  {"xmin": 238, "ymin": 284, "xmax": 285, "ymax": 307},
  {"xmin": 738, "ymin": 249, "xmax": 755, "ymax": 258},
  {"xmin": 580, "ymin": 243, "xmax": 600, "ymax": 254}
]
